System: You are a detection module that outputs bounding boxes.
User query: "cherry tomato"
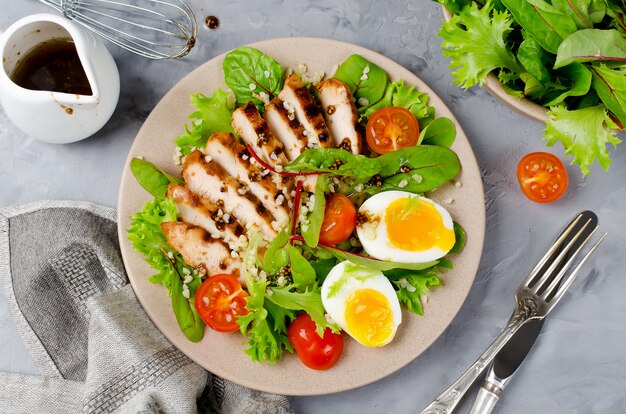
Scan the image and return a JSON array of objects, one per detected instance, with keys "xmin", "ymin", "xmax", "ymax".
[
  {"xmin": 517, "ymin": 152, "xmax": 568, "ymax": 203},
  {"xmin": 319, "ymin": 194, "xmax": 357, "ymax": 245},
  {"xmin": 365, "ymin": 106, "xmax": 420, "ymax": 154},
  {"xmin": 287, "ymin": 313, "xmax": 344, "ymax": 370},
  {"xmin": 194, "ymin": 273, "xmax": 249, "ymax": 332}
]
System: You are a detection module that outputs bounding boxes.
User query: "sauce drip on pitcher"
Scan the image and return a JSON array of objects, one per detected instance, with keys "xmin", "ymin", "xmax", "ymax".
[{"xmin": 10, "ymin": 38, "xmax": 92, "ymax": 95}]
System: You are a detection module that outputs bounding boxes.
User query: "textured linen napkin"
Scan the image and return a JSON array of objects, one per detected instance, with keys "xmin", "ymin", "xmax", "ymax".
[{"xmin": 0, "ymin": 201, "xmax": 293, "ymax": 414}]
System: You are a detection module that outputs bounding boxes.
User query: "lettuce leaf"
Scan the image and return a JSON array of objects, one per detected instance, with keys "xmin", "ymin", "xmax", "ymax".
[
  {"xmin": 174, "ymin": 89, "xmax": 235, "ymax": 155},
  {"xmin": 439, "ymin": 2, "xmax": 523, "ymax": 88},
  {"xmin": 392, "ymin": 271, "xmax": 444, "ymax": 316},
  {"xmin": 544, "ymin": 105, "xmax": 621, "ymax": 175}
]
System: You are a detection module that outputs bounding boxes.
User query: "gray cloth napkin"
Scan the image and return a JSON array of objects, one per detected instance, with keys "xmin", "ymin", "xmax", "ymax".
[{"xmin": 0, "ymin": 201, "xmax": 293, "ymax": 414}]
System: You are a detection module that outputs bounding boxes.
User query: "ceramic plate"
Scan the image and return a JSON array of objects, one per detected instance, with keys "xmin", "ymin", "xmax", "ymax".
[{"xmin": 117, "ymin": 37, "xmax": 485, "ymax": 396}]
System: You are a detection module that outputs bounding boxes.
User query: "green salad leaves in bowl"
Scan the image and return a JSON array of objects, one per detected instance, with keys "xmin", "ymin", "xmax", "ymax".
[{"xmin": 437, "ymin": 0, "xmax": 625, "ymax": 175}]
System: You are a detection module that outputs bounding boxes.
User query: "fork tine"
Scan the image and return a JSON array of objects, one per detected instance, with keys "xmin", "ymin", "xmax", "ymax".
[
  {"xmin": 545, "ymin": 232, "xmax": 607, "ymax": 306},
  {"xmin": 522, "ymin": 213, "xmax": 585, "ymax": 289},
  {"xmin": 529, "ymin": 217, "xmax": 597, "ymax": 295}
]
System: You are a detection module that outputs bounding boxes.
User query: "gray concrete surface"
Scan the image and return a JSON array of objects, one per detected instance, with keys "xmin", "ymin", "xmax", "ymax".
[{"xmin": 1, "ymin": 1, "xmax": 625, "ymax": 413}]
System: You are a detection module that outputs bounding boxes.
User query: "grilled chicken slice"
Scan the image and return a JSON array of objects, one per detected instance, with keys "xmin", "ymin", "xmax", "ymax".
[
  {"xmin": 232, "ymin": 102, "xmax": 288, "ymax": 165},
  {"xmin": 166, "ymin": 183, "xmax": 245, "ymax": 250},
  {"xmin": 182, "ymin": 150, "xmax": 280, "ymax": 240},
  {"xmin": 317, "ymin": 78, "xmax": 362, "ymax": 154},
  {"xmin": 161, "ymin": 221, "xmax": 242, "ymax": 280},
  {"xmin": 205, "ymin": 132, "xmax": 290, "ymax": 224},
  {"xmin": 264, "ymin": 98, "xmax": 308, "ymax": 160},
  {"xmin": 279, "ymin": 73, "xmax": 333, "ymax": 149}
]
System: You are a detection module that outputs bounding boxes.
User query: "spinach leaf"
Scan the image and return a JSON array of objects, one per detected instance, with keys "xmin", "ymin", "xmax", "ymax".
[
  {"xmin": 285, "ymin": 245, "xmax": 316, "ymax": 290},
  {"xmin": 301, "ymin": 176, "xmax": 329, "ymax": 248},
  {"xmin": 555, "ymin": 29, "xmax": 626, "ymax": 68},
  {"xmin": 439, "ymin": 3, "xmax": 524, "ymax": 88},
  {"xmin": 544, "ymin": 105, "xmax": 621, "ymax": 175},
  {"xmin": 223, "ymin": 46, "xmax": 284, "ymax": 112},
  {"xmin": 517, "ymin": 32, "xmax": 551, "ymax": 84},
  {"xmin": 130, "ymin": 158, "xmax": 182, "ymax": 199},
  {"xmin": 418, "ymin": 117, "xmax": 456, "ymax": 147},
  {"xmin": 284, "ymin": 148, "xmax": 382, "ymax": 179},
  {"xmin": 262, "ymin": 228, "xmax": 290, "ymax": 273},
  {"xmin": 266, "ymin": 285, "xmax": 338, "ymax": 336},
  {"xmin": 309, "ymin": 257, "xmax": 338, "ymax": 284},
  {"xmin": 450, "ymin": 222, "xmax": 467, "ymax": 254},
  {"xmin": 384, "ymin": 259, "xmax": 453, "ymax": 281},
  {"xmin": 333, "ymin": 54, "xmax": 388, "ymax": 107},
  {"xmin": 501, "ymin": 0, "xmax": 577, "ymax": 54},
  {"xmin": 175, "ymin": 89, "xmax": 235, "ymax": 155},
  {"xmin": 606, "ymin": 0, "xmax": 626, "ymax": 33},
  {"xmin": 363, "ymin": 145, "xmax": 461, "ymax": 195},
  {"xmin": 551, "ymin": 0, "xmax": 606, "ymax": 29},
  {"xmin": 319, "ymin": 245, "xmax": 440, "ymax": 271},
  {"xmin": 591, "ymin": 64, "xmax": 626, "ymax": 127},
  {"xmin": 542, "ymin": 63, "xmax": 592, "ymax": 106}
]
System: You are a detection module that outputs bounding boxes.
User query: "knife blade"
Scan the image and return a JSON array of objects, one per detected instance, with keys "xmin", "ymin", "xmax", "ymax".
[{"xmin": 468, "ymin": 319, "xmax": 544, "ymax": 414}]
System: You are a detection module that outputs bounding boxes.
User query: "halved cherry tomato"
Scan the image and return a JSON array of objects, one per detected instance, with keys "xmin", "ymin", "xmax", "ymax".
[
  {"xmin": 365, "ymin": 106, "xmax": 420, "ymax": 154},
  {"xmin": 194, "ymin": 273, "xmax": 249, "ymax": 332},
  {"xmin": 319, "ymin": 194, "xmax": 357, "ymax": 245},
  {"xmin": 517, "ymin": 152, "xmax": 568, "ymax": 203},
  {"xmin": 287, "ymin": 313, "xmax": 344, "ymax": 370}
]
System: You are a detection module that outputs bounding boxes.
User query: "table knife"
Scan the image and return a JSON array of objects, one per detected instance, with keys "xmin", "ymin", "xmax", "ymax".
[{"xmin": 469, "ymin": 319, "xmax": 544, "ymax": 414}]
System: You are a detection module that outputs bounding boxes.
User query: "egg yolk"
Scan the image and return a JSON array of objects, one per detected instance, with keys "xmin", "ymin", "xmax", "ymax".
[
  {"xmin": 344, "ymin": 289, "xmax": 395, "ymax": 347},
  {"xmin": 384, "ymin": 198, "xmax": 455, "ymax": 252}
]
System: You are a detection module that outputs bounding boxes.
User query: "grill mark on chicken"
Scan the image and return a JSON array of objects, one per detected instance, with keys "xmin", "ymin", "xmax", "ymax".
[
  {"xmin": 166, "ymin": 183, "xmax": 244, "ymax": 248},
  {"xmin": 182, "ymin": 150, "xmax": 279, "ymax": 240},
  {"xmin": 264, "ymin": 98, "xmax": 308, "ymax": 160},
  {"xmin": 232, "ymin": 102, "xmax": 288, "ymax": 165},
  {"xmin": 317, "ymin": 78, "xmax": 362, "ymax": 154},
  {"xmin": 205, "ymin": 132, "xmax": 290, "ymax": 223},
  {"xmin": 161, "ymin": 221, "xmax": 242, "ymax": 280},
  {"xmin": 279, "ymin": 74, "xmax": 333, "ymax": 149}
]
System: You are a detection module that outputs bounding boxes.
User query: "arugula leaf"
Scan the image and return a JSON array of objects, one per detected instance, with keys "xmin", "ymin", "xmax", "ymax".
[
  {"xmin": 391, "ymin": 270, "xmax": 444, "ymax": 316},
  {"xmin": 301, "ymin": 176, "xmax": 329, "ymax": 248},
  {"xmin": 127, "ymin": 198, "xmax": 205, "ymax": 342},
  {"xmin": 543, "ymin": 63, "xmax": 593, "ymax": 106},
  {"xmin": 439, "ymin": 2, "xmax": 524, "ymax": 88},
  {"xmin": 551, "ymin": 0, "xmax": 606, "ymax": 29},
  {"xmin": 285, "ymin": 245, "xmax": 317, "ymax": 290},
  {"xmin": 319, "ymin": 244, "xmax": 440, "ymax": 271},
  {"xmin": 363, "ymin": 145, "xmax": 461, "ymax": 195},
  {"xmin": 222, "ymin": 46, "xmax": 284, "ymax": 111},
  {"xmin": 544, "ymin": 105, "xmax": 622, "ymax": 175},
  {"xmin": 501, "ymin": 0, "xmax": 578, "ymax": 54},
  {"xmin": 284, "ymin": 148, "xmax": 382, "ymax": 179},
  {"xmin": 264, "ymin": 300, "xmax": 296, "ymax": 337},
  {"xmin": 418, "ymin": 117, "xmax": 456, "ymax": 147},
  {"xmin": 590, "ymin": 64, "xmax": 626, "ymax": 127},
  {"xmin": 266, "ymin": 285, "xmax": 339, "ymax": 336},
  {"xmin": 130, "ymin": 158, "xmax": 182, "ymax": 199},
  {"xmin": 333, "ymin": 54, "xmax": 388, "ymax": 107},
  {"xmin": 555, "ymin": 29, "xmax": 626, "ymax": 68},
  {"xmin": 175, "ymin": 89, "xmax": 235, "ymax": 155}
]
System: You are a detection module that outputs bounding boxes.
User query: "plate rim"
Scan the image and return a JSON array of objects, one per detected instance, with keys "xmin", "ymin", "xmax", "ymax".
[{"xmin": 117, "ymin": 36, "xmax": 486, "ymax": 396}]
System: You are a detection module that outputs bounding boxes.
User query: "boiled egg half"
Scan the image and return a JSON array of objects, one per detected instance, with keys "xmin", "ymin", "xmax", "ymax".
[
  {"xmin": 321, "ymin": 261, "xmax": 402, "ymax": 347},
  {"xmin": 356, "ymin": 191, "xmax": 455, "ymax": 263}
]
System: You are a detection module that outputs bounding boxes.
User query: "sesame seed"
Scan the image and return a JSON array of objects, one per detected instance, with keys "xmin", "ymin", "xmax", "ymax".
[
  {"xmin": 454, "ymin": 181, "xmax": 462, "ymax": 188},
  {"xmin": 183, "ymin": 275, "xmax": 193, "ymax": 284},
  {"xmin": 264, "ymin": 70, "xmax": 270, "ymax": 78},
  {"xmin": 249, "ymin": 83, "xmax": 256, "ymax": 90},
  {"xmin": 363, "ymin": 65, "xmax": 370, "ymax": 74},
  {"xmin": 444, "ymin": 198, "xmax": 454, "ymax": 205},
  {"xmin": 298, "ymin": 63, "xmax": 308, "ymax": 73},
  {"xmin": 231, "ymin": 250, "xmax": 239, "ymax": 258},
  {"xmin": 242, "ymin": 154, "xmax": 249, "ymax": 161},
  {"xmin": 136, "ymin": 155, "xmax": 144, "ymax": 160},
  {"xmin": 167, "ymin": 252, "xmax": 174, "ymax": 259},
  {"xmin": 182, "ymin": 285, "xmax": 190, "ymax": 299},
  {"xmin": 357, "ymin": 97, "xmax": 369, "ymax": 107},
  {"xmin": 204, "ymin": 155, "xmax": 212, "ymax": 163},
  {"xmin": 398, "ymin": 179, "xmax": 408, "ymax": 188},
  {"xmin": 413, "ymin": 174, "xmax": 423, "ymax": 183},
  {"xmin": 360, "ymin": 73, "xmax": 368, "ymax": 81},
  {"xmin": 183, "ymin": 267, "xmax": 191, "ymax": 275}
]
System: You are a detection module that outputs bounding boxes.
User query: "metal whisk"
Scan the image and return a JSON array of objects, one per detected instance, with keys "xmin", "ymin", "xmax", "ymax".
[{"xmin": 39, "ymin": 0, "xmax": 197, "ymax": 59}]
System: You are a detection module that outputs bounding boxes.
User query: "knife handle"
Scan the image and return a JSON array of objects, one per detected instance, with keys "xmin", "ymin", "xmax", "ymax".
[{"xmin": 469, "ymin": 382, "xmax": 501, "ymax": 414}]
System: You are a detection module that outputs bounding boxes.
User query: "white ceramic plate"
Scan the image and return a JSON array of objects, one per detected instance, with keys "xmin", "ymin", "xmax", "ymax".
[{"xmin": 117, "ymin": 37, "xmax": 486, "ymax": 396}]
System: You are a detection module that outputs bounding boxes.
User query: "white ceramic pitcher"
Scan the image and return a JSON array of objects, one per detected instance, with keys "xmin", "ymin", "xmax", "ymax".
[{"xmin": 0, "ymin": 13, "xmax": 120, "ymax": 143}]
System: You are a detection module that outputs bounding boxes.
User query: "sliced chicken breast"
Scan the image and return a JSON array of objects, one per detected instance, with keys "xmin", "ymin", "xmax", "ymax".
[
  {"xmin": 182, "ymin": 150, "xmax": 280, "ymax": 240},
  {"xmin": 279, "ymin": 74, "xmax": 333, "ymax": 149},
  {"xmin": 264, "ymin": 98, "xmax": 308, "ymax": 160},
  {"xmin": 161, "ymin": 221, "xmax": 242, "ymax": 280},
  {"xmin": 205, "ymin": 132, "xmax": 289, "ymax": 224},
  {"xmin": 232, "ymin": 101, "xmax": 288, "ymax": 165},
  {"xmin": 166, "ymin": 183, "xmax": 246, "ymax": 250},
  {"xmin": 317, "ymin": 78, "xmax": 362, "ymax": 154}
]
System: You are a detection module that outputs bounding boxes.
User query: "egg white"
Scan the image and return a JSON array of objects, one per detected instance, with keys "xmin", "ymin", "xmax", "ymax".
[
  {"xmin": 356, "ymin": 191, "xmax": 454, "ymax": 263},
  {"xmin": 321, "ymin": 261, "xmax": 402, "ymax": 347}
]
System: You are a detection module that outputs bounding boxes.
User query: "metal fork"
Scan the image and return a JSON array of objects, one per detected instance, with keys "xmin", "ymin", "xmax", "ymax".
[{"xmin": 420, "ymin": 211, "xmax": 606, "ymax": 414}]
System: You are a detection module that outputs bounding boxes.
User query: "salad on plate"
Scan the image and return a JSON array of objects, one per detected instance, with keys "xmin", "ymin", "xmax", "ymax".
[{"xmin": 127, "ymin": 46, "xmax": 466, "ymax": 370}]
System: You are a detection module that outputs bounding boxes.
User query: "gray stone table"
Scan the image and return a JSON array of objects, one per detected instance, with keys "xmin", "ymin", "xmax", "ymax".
[{"xmin": 1, "ymin": 1, "xmax": 625, "ymax": 413}]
